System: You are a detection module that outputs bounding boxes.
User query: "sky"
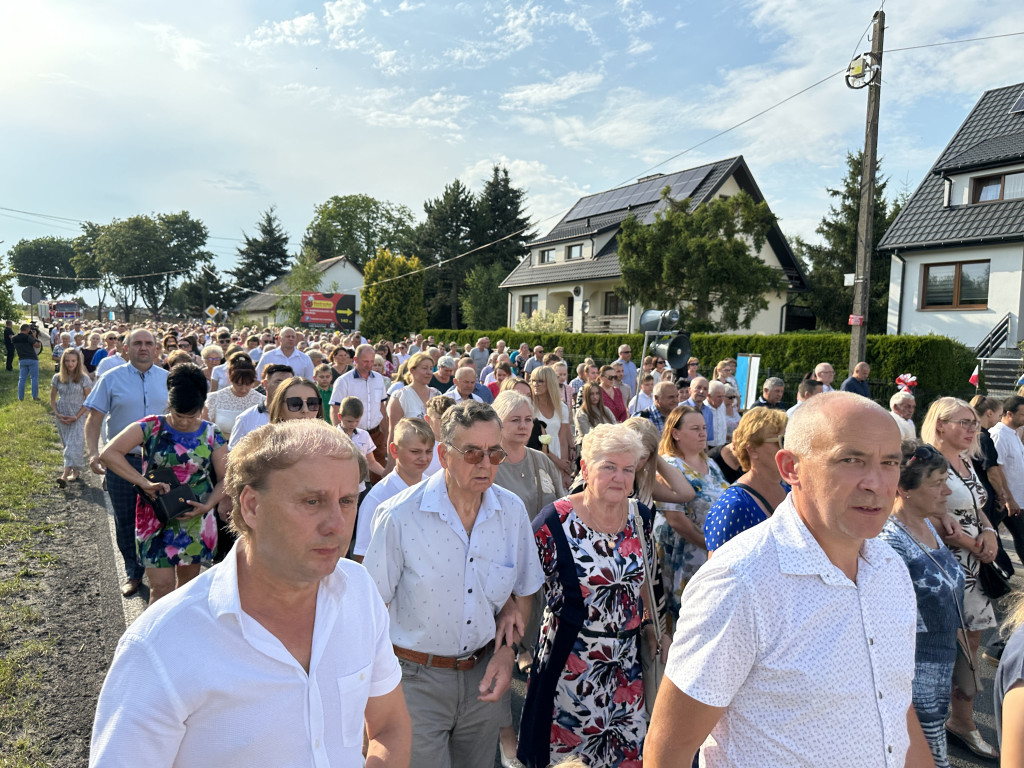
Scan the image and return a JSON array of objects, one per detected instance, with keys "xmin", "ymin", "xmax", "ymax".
[{"xmin": 2, "ymin": 0, "xmax": 1023, "ymax": 302}]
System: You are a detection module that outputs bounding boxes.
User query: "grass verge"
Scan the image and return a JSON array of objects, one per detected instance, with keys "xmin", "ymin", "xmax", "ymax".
[{"xmin": 0, "ymin": 368, "xmax": 63, "ymax": 767}]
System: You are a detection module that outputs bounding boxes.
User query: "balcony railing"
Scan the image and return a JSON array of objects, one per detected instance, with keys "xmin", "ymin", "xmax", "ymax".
[{"xmin": 582, "ymin": 314, "xmax": 629, "ymax": 334}]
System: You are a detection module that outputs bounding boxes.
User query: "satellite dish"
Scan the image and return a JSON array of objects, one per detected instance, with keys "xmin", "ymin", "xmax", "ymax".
[{"xmin": 845, "ymin": 53, "xmax": 879, "ymax": 89}]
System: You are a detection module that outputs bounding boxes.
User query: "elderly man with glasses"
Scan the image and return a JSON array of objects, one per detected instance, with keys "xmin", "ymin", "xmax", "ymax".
[{"xmin": 363, "ymin": 401, "xmax": 543, "ymax": 768}]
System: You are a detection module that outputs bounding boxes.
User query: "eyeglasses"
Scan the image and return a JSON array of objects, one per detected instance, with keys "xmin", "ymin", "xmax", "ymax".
[
  {"xmin": 445, "ymin": 443, "xmax": 507, "ymax": 465},
  {"xmin": 944, "ymin": 418, "xmax": 979, "ymax": 431},
  {"xmin": 761, "ymin": 434, "xmax": 785, "ymax": 446},
  {"xmin": 285, "ymin": 397, "xmax": 321, "ymax": 412},
  {"xmin": 726, "ymin": 395, "xmax": 737, "ymax": 401},
  {"xmin": 906, "ymin": 444, "xmax": 940, "ymax": 465}
]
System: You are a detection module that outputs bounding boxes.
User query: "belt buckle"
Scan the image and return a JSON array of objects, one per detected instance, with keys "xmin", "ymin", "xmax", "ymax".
[{"xmin": 452, "ymin": 649, "xmax": 477, "ymax": 671}]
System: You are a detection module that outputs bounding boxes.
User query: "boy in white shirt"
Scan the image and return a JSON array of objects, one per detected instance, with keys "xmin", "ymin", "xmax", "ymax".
[
  {"xmin": 338, "ymin": 397, "xmax": 386, "ymax": 481},
  {"xmin": 351, "ymin": 417, "xmax": 434, "ymax": 561}
]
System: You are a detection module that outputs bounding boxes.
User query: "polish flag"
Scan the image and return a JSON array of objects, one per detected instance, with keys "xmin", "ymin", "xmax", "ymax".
[{"xmin": 969, "ymin": 366, "xmax": 979, "ymax": 386}]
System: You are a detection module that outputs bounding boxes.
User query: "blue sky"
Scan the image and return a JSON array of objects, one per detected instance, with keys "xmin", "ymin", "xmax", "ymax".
[{"xmin": 2, "ymin": 0, "xmax": 1023, "ymax": 300}]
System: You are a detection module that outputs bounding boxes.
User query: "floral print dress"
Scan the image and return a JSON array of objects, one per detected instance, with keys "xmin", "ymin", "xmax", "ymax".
[
  {"xmin": 135, "ymin": 415, "xmax": 225, "ymax": 569},
  {"xmin": 527, "ymin": 498, "xmax": 653, "ymax": 768},
  {"xmin": 655, "ymin": 456, "xmax": 729, "ymax": 622},
  {"xmin": 942, "ymin": 458, "xmax": 996, "ymax": 631}
]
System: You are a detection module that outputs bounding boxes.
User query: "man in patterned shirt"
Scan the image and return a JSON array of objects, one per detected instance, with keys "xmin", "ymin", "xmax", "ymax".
[{"xmin": 646, "ymin": 391, "xmax": 931, "ymax": 767}]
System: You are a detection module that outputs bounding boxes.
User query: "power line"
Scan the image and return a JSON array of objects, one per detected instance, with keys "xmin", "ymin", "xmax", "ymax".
[
  {"xmin": 887, "ymin": 30, "xmax": 1024, "ymax": 53},
  {"xmin": 13, "ymin": 268, "xmax": 191, "ymax": 282}
]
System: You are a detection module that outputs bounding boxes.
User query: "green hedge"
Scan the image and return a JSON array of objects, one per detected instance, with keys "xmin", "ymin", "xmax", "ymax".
[{"xmin": 421, "ymin": 328, "xmax": 977, "ymax": 405}]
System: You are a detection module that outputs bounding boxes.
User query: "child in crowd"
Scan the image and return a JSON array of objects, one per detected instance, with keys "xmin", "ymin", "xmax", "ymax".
[
  {"xmin": 314, "ymin": 363, "xmax": 334, "ymax": 424},
  {"xmin": 629, "ymin": 373, "xmax": 656, "ymax": 415},
  {"xmin": 350, "ymin": 417, "xmax": 435, "ymax": 562},
  {"xmin": 337, "ymin": 396, "xmax": 387, "ymax": 482}
]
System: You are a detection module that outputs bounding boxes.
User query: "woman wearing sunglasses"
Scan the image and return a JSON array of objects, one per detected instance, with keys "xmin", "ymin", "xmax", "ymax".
[
  {"xmin": 704, "ymin": 408, "xmax": 787, "ymax": 555},
  {"xmin": 877, "ymin": 442, "xmax": 963, "ymax": 768},
  {"xmin": 267, "ymin": 377, "xmax": 324, "ymax": 423},
  {"xmin": 922, "ymin": 396, "xmax": 1001, "ymax": 760}
]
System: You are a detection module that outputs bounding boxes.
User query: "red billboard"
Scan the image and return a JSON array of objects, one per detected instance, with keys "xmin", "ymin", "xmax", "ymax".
[{"xmin": 300, "ymin": 292, "xmax": 356, "ymax": 331}]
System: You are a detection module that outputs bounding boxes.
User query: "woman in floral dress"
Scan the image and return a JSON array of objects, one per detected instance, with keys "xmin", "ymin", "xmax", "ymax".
[
  {"xmin": 101, "ymin": 364, "xmax": 227, "ymax": 605},
  {"xmin": 655, "ymin": 405, "xmax": 729, "ymax": 624},
  {"xmin": 922, "ymin": 397, "xmax": 1002, "ymax": 760},
  {"xmin": 519, "ymin": 424, "xmax": 668, "ymax": 768},
  {"xmin": 50, "ymin": 348, "xmax": 91, "ymax": 486}
]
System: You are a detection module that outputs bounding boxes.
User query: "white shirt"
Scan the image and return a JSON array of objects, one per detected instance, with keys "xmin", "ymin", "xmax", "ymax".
[
  {"xmin": 90, "ymin": 544, "xmax": 401, "ymax": 768},
  {"xmin": 330, "ymin": 369, "xmax": 389, "ymax": 430},
  {"xmin": 992, "ymin": 421, "xmax": 1024, "ymax": 506},
  {"xmin": 534, "ymin": 401, "xmax": 570, "ymax": 459},
  {"xmin": 629, "ymin": 391, "xmax": 654, "ymax": 415},
  {"xmin": 890, "ymin": 411, "xmax": 916, "ymax": 442},
  {"xmin": 708, "ymin": 401, "xmax": 728, "ymax": 448},
  {"xmin": 94, "ymin": 353, "xmax": 126, "ymax": 378},
  {"xmin": 363, "ymin": 471, "xmax": 544, "ymax": 657},
  {"xmin": 256, "ymin": 347, "xmax": 315, "ymax": 380},
  {"xmin": 354, "ymin": 471, "xmax": 414, "ymax": 557},
  {"xmin": 450, "ymin": 389, "xmax": 484, "ymax": 403},
  {"xmin": 210, "ymin": 362, "xmax": 230, "ymax": 391},
  {"xmin": 665, "ymin": 495, "xmax": 916, "ymax": 768},
  {"xmin": 227, "ymin": 404, "xmax": 268, "ymax": 451}
]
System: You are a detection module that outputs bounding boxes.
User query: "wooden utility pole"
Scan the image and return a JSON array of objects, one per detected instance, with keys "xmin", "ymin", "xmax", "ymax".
[{"xmin": 848, "ymin": 10, "xmax": 884, "ymax": 376}]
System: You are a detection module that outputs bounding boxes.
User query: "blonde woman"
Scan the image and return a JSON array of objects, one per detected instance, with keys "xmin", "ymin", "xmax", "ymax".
[
  {"xmin": 530, "ymin": 365, "xmax": 572, "ymax": 481},
  {"xmin": 200, "ymin": 344, "xmax": 224, "ymax": 392},
  {"xmin": 922, "ymin": 396, "xmax": 1000, "ymax": 759},
  {"xmin": 50, "ymin": 348, "xmax": 91, "ymax": 486},
  {"xmin": 657, "ymin": 405, "xmax": 730, "ymax": 623},
  {"xmin": 385, "ymin": 351, "xmax": 439, "ymax": 447}
]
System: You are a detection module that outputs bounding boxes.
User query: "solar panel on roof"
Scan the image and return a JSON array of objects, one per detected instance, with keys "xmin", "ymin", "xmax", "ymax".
[
  {"xmin": 562, "ymin": 166, "xmax": 713, "ymax": 222},
  {"xmin": 1011, "ymin": 89, "xmax": 1024, "ymax": 115}
]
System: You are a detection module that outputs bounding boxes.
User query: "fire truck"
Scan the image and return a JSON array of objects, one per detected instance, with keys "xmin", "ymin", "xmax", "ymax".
[{"xmin": 38, "ymin": 300, "xmax": 82, "ymax": 322}]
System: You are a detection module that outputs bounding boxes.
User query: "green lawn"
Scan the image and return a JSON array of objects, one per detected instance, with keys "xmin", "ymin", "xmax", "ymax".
[{"xmin": 0, "ymin": 368, "xmax": 63, "ymax": 767}]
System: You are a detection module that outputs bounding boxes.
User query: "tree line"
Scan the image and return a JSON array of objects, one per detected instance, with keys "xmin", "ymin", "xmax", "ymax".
[{"xmin": 1, "ymin": 154, "xmax": 902, "ymax": 335}]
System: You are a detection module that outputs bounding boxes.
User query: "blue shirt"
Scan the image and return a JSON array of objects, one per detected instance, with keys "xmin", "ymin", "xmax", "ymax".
[
  {"xmin": 705, "ymin": 485, "xmax": 770, "ymax": 552},
  {"xmin": 840, "ymin": 376, "xmax": 872, "ymax": 398},
  {"xmin": 684, "ymin": 398, "xmax": 716, "ymax": 443},
  {"xmin": 85, "ymin": 362, "xmax": 169, "ymax": 448}
]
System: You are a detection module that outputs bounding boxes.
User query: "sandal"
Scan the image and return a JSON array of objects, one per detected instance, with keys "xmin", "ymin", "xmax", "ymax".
[
  {"xmin": 56, "ymin": 477, "xmax": 67, "ymax": 488},
  {"xmin": 946, "ymin": 723, "xmax": 999, "ymax": 760}
]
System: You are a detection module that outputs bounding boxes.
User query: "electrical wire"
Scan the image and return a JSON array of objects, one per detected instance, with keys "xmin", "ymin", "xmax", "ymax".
[{"xmin": 13, "ymin": 268, "xmax": 192, "ymax": 282}]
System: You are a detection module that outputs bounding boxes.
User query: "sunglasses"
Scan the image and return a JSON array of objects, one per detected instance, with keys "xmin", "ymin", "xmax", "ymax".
[
  {"xmin": 446, "ymin": 444, "xmax": 507, "ymax": 465},
  {"xmin": 285, "ymin": 397, "xmax": 321, "ymax": 412},
  {"xmin": 762, "ymin": 434, "xmax": 785, "ymax": 446}
]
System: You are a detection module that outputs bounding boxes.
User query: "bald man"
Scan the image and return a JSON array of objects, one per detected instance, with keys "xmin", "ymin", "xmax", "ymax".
[
  {"xmin": 255, "ymin": 326, "xmax": 315, "ymax": 380},
  {"xmin": 840, "ymin": 362, "xmax": 872, "ymax": 399},
  {"xmin": 646, "ymin": 392, "xmax": 929, "ymax": 768}
]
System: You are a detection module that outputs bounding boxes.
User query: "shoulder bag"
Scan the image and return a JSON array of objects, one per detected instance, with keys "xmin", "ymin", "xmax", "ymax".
[
  {"xmin": 955, "ymin": 469, "xmax": 1014, "ymax": 600},
  {"xmin": 631, "ymin": 499, "xmax": 664, "ymax": 717},
  {"xmin": 142, "ymin": 417, "xmax": 198, "ymax": 525}
]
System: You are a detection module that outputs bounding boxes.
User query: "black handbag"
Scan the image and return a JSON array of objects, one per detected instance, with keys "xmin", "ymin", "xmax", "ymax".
[
  {"xmin": 152, "ymin": 484, "xmax": 198, "ymax": 524},
  {"xmin": 979, "ymin": 546, "xmax": 1014, "ymax": 600}
]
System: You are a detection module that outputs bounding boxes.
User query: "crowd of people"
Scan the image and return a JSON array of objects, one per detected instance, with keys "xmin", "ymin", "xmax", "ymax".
[{"xmin": 11, "ymin": 314, "xmax": 1024, "ymax": 767}]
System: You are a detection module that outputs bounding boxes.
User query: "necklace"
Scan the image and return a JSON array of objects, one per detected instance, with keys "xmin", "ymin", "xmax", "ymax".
[
  {"xmin": 578, "ymin": 496, "xmax": 629, "ymax": 534},
  {"xmin": 506, "ymin": 452, "xmax": 528, "ymax": 478}
]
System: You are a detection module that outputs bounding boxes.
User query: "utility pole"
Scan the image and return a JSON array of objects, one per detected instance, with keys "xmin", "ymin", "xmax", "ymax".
[{"xmin": 848, "ymin": 10, "xmax": 884, "ymax": 376}]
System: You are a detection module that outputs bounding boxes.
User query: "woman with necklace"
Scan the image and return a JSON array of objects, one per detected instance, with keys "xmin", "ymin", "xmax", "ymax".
[
  {"xmin": 656, "ymin": 405, "xmax": 729, "ymax": 624},
  {"xmin": 922, "ymin": 396, "xmax": 1001, "ymax": 760},
  {"xmin": 519, "ymin": 424, "xmax": 668, "ymax": 768},
  {"xmin": 385, "ymin": 351, "xmax": 439, "ymax": 448},
  {"xmin": 878, "ymin": 442, "xmax": 964, "ymax": 768},
  {"xmin": 491, "ymin": 391, "xmax": 564, "ymax": 767}
]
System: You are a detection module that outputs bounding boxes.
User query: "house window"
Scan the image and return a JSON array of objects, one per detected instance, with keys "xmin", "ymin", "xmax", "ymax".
[
  {"xmin": 520, "ymin": 294, "xmax": 539, "ymax": 318},
  {"xmin": 921, "ymin": 260, "xmax": 989, "ymax": 309},
  {"xmin": 972, "ymin": 172, "xmax": 1024, "ymax": 203},
  {"xmin": 604, "ymin": 291, "xmax": 626, "ymax": 316},
  {"xmin": 538, "ymin": 248, "xmax": 554, "ymax": 264},
  {"xmin": 566, "ymin": 244, "xmax": 583, "ymax": 260}
]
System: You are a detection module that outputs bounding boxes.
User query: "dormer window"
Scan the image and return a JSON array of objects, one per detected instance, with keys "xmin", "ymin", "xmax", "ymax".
[
  {"xmin": 566, "ymin": 244, "xmax": 583, "ymax": 260},
  {"xmin": 539, "ymin": 248, "xmax": 554, "ymax": 264},
  {"xmin": 971, "ymin": 171, "xmax": 1024, "ymax": 203}
]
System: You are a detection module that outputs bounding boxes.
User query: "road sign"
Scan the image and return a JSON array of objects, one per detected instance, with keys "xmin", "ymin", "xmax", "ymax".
[
  {"xmin": 205, "ymin": 305, "xmax": 218, "ymax": 318},
  {"xmin": 21, "ymin": 286, "xmax": 43, "ymax": 304}
]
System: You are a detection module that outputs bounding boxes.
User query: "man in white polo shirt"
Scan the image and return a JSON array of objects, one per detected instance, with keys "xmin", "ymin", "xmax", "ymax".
[
  {"xmin": 330, "ymin": 344, "xmax": 390, "ymax": 474},
  {"xmin": 90, "ymin": 420, "xmax": 410, "ymax": 767},
  {"xmin": 255, "ymin": 326, "xmax": 315, "ymax": 380},
  {"xmin": 646, "ymin": 392, "xmax": 930, "ymax": 768}
]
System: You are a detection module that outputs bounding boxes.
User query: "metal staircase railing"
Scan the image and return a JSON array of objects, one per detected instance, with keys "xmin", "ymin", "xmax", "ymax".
[{"xmin": 975, "ymin": 312, "xmax": 1012, "ymax": 359}]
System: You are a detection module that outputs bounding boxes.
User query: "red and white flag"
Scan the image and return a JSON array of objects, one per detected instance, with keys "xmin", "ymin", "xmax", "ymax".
[{"xmin": 969, "ymin": 365, "xmax": 979, "ymax": 386}]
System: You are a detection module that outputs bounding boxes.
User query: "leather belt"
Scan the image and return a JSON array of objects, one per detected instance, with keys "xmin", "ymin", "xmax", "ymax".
[
  {"xmin": 393, "ymin": 640, "xmax": 495, "ymax": 671},
  {"xmin": 368, "ymin": 424, "xmax": 384, "ymax": 435}
]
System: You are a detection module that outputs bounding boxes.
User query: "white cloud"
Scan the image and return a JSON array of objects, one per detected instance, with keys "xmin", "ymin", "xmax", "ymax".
[
  {"xmin": 243, "ymin": 13, "xmax": 321, "ymax": 48},
  {"xmin": 500, "ymin": 70, "xmax": 604, "ymax": 110},
  {"xmin": 346, "ymin": 87, "xmax": 471, "ymax": 140},
  {"xmin": 139, "ymin": 24, "xmax": 213, "ymax": 70},
  {"xmin": 324, "ymin": 0, "xmax": 368, "ymax": 49},
  {"xmin": 626, "ymin": 37, "xmax": 653, "ymax": 55}
]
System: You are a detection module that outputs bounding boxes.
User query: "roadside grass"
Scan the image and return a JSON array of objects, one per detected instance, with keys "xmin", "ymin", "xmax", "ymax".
[{"xmin": 0, "ymin": 369, "xmax": 63, "ymax": 767}]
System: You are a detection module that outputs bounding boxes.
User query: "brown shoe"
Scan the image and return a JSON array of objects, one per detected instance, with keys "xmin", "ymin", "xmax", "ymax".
[{"xmin": 121, "ymin": 578, "xmax": 142, "ymax": 598}]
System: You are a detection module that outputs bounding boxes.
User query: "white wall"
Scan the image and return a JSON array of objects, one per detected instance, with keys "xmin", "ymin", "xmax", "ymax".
[
  {"xmin": 320, "ymin": 260, "xmax": 364, "ymax": 328},
  {"xmin": 891, "ymin": 243, "xmax": 1024, "ymax": 347},
  {"xmin": 948, "ymin": 162, "xmax": 1024, "ymax": 206}
]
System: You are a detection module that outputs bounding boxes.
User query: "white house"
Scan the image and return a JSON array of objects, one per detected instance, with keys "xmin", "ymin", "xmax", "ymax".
[
  {"xmin": 881, "ymin": 81, "xmax": 1024, "ymax": 349},
  {"xmin": 234, "ymin": 256, "xmax": 364, "ymax": 329},
  {"xmin": 499, "ymin": 156, "xmax": 809, "ymax": 334}
]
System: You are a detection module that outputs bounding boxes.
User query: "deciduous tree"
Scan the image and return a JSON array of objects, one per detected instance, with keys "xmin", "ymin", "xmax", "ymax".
[
  {"xmin": 71, "ymin": 222, "xmax": 113, "ymax": 322},
  {"xmin": 359, "ymin": 249, "xmax": 427, "ymax": 340},
  {"xmin": 617, "ymin": 190, "xmax": 785, "ymax": 333},
  {"xmin": 303, "ymin": 194, "xmax": 415, "ymax": 270},
  {"xmin": 7, "ymin": 236, "xmax": 79, "ymax": 300}
]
